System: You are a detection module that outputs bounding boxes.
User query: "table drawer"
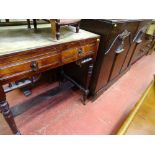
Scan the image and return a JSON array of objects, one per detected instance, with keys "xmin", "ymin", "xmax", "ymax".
[
  {"xmin": 0, "ymin": 38, "xmax": 99, "ymax": 84},
  {"xmin": 0, "ymin": 52, "xmax": 61, "ymax": 78},
  {"xmin": 61, "ymin": 43, "xmax": 96, "ymax": 64},
  {"xmin": 61, "ymin": 47, "xmax": 78, "ymax": 64},
  {"xmin": 84, "ymin": 43, "xmax": 96, "ymax": 53}
]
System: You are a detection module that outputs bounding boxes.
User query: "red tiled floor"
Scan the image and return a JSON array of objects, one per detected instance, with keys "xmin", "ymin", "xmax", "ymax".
[{"xmin": 0, "ymin": 53, "xmax": 155, "ymax": 135}]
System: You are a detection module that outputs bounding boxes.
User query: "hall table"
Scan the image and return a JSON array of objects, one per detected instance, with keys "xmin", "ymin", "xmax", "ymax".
[{"xmin": 0, "ymin": 24, "xmax": 100, "ymax": 134}]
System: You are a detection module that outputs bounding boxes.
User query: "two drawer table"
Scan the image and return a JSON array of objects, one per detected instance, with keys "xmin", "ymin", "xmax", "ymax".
[{"xmin": 0, "ymin": 24, "xmax": 100, "ymax": 134}]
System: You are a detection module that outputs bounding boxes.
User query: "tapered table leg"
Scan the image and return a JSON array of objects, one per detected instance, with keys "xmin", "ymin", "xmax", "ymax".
[{"xmin": 0, "ymin": 85, "xmax": 20, "ymax": 135}]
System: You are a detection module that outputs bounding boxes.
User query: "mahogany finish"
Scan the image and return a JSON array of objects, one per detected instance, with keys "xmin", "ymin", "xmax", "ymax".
[
  {"xmin": 129, "ymin": 21, "xmax": 153, "ymax": 65},
  {"xmin": 0, "ymin": 32, "xmax": 100, "ymax": 134},
  {"xmin": 81, "ymin": 19, "xmax": 152, "ymax": 98},
  {"xmin": 0, "ymin": 38, "xmax": 99, "ymax": 84}
]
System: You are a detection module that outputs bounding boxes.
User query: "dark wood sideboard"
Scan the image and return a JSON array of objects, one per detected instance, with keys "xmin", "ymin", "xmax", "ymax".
[{"xmin": 80, "ymin": 19, "xmax": 152, "ymax": 98}]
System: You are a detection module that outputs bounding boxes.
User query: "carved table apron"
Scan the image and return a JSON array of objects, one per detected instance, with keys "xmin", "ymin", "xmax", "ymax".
[{"xmin": 0, "ymin": 25, "xmax": 100, "ymax": 134}]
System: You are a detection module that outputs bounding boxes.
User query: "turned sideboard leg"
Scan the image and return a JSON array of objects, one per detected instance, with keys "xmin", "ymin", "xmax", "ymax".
[
  {"xmin": 0, "ymin": 85, "xmax": 20, "ymax": 135},
  {"xmin": 83, "ymin": 62, "xmax": 94, "ymax": 105}
]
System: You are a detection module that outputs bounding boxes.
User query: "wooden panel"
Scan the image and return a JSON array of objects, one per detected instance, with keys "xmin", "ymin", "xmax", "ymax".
[
  {"xmin": 95, "ymin": 40, "xmax": 117, "ymax": 92},
  {"xmin": 130, "ymin": 34, "xmax": 152, "ymax": 64},
  {"xmin": 121, "ymin": 43, "xmax": 136, "ymax": 70},
  {"xmin": 121, "ymin": 22, "xmax": 140, "ymax": 71},
  {"xmin": 61, "ymin": 47, "xmax": 78, "ymax": 64},
  {"xmin": 109, "ymin": 37, "xmax": 131, "ymax": 81},
  {"xmin": 61, "ymin": 42, "xmax": 96, "ymax": 64},
  {"xmin": 82, "ymin": 43, "xmax": 96, "ymax": 56},
  {"xmin": 0, "ymin": 52, "xmax": 60, "ymax": 79},
  {"xmin": 129, "ymin": 21, "xmax": 152, "ymax": 65}
]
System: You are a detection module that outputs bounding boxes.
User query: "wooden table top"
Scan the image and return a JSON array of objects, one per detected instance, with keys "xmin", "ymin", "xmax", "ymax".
[{"xmin": 0, "ymin": 24, "xmax": 99, "ymax": 56}]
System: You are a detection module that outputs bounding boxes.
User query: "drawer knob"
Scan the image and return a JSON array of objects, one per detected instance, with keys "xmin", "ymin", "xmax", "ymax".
[
  {"xmin": 30, "ymin": 61, "xmax": 39, "ymax": 72},
  {"xmin": 78, "ymin": 48, "xmax": 83, "ymax": 55}
]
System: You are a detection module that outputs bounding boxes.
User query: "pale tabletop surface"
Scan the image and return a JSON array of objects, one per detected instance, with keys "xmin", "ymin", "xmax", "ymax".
[{"xmin": 0, "ymin": 24, "xmax": 99, "ymax": 56}]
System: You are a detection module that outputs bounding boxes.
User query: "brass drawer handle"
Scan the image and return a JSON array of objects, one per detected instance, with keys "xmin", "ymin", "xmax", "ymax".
[{"xmin": 30, "ymin": 61, "xmax": 39, "ymax": 72}]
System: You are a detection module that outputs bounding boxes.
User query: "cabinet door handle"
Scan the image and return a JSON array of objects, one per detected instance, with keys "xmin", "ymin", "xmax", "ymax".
[
  {"xmin": 136, "ymin": 39, "xmax": 142, "ymax": 44},
  {"xmin": 115, "ymin": 48, "xmax": 125, "ymax": 54},
  {"xmin": 30, "ymin": 61, "xmax": 39, "ymax": 72},
  {"xmin": 105, "ymin": 29, "xmax": 130, "ymax": 55},
  {"xmin": 133, "ymin": 31, "xmax": 143, "ymax": 43},
  {"xmin": 133, "ymin": 25, "xmax": 149, "ymax": 43}
]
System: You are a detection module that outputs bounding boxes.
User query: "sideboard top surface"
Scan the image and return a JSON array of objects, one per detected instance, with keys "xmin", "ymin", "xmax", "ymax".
[
  {"xmin": 95, "ymin": 19, "xmax": 151, "ymax": 24},
  {"xmin": 0, "ymin": 24, "xmax": 99, "ymax": 56}
]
